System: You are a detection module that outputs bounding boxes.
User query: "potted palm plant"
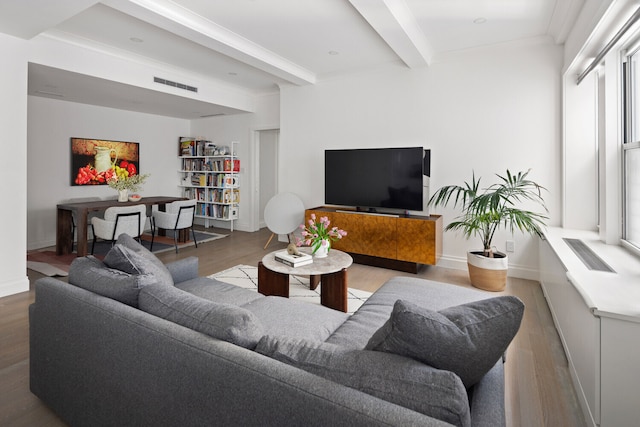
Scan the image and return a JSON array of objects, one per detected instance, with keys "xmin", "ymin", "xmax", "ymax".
[{"xmin": 428, "ymin": 169, "xmax": 548, "ymax": 291}]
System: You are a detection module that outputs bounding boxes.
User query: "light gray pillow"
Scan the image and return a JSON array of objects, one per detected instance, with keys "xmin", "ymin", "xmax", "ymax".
[
  {"xmin": 139, "ymin": 283, "xmax": 264, "ymax": 349},
  {"xmin": 366, "ymin": 297, "xmax": 524, "ymax": 387},
  {"xmin": 255, "ymin": 335, "xmax": 470, "ymax": 427},
  {"xmin": 68, "ymin": 255, "xmax": 156, "ymax": 307},
  {"xmin": 103, "ymin": 234, "xmax": 173, "ymax": 287}
]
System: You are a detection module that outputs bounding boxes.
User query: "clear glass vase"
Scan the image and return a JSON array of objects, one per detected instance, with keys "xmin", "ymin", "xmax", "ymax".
[{"xmin": 314, "ymin": 239, "xmax": 330, "ymax": 258}]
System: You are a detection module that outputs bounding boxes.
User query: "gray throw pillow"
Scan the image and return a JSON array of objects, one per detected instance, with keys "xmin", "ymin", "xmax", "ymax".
[
  {"xmin": 103, "ymin": 234, "xmax": 173, "ymax": 287},
  {"xmin": 255, "ymin": 335, "xmax": 471, "ymax": 427},
  {"xmin": 68, "ymin": 255, "xmax": 156, "ymax": 307},
  {"xmin": 139, "ymin": 283, "xmax": 264, "ymax": 349},
  {"xmin": 366, "ymin": 297, "xmax": 524, "ymax": 387}
]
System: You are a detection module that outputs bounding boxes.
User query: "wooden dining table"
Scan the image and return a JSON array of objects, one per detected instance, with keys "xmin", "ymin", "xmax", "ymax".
[{"xmin": 56, "ymin": 196, "xmax": 187, "ymax": 257}]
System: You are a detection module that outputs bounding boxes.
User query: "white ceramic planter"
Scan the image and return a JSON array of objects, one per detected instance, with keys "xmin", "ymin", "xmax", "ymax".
[
  {"xmin": 466, "ymin": 251, "xmax": 508, "ymax": 291},
  {"xmin": 118, "ymin": 189, "xmax": 128, "ymax": 202}
]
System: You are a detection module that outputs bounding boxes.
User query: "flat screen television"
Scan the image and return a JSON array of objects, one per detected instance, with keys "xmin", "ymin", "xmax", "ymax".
[{"xmin": 325, "ymin": 147, "xmax": 427, "ymax": 212}]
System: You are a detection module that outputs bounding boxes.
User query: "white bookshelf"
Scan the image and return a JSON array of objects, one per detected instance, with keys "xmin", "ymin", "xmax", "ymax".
[{"xmin": 178, "ymin": 138, "xmax": 239, "ymax": 231}]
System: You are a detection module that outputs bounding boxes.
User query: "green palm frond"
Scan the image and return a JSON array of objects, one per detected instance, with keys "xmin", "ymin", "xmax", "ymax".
[{"xmin": 428, "ymin": 169, "xmax": 548, "ymax": 253}]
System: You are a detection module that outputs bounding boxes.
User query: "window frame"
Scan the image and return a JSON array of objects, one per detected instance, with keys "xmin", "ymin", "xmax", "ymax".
[{"xmin": 621, "ymin": 41, "xmax": 640, "ymax": 254}]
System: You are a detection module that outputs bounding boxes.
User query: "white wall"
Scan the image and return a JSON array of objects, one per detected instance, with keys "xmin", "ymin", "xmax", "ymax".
[
  {"xmin": 258, "ymin": 130, "xmax": 279, "ymax": 228},
  {"xmin": 191, "ymin": 92, "xmax": 280, "ymax": 232},
  {"xmin": 563, "ymin": 71, "xmax": 598, "ymax": 230},
  {"xmin": 280, "ymin": 40, "xmax": 563, "ymax": 279},
  {"xmin": 27, "ymin": 96, "xmax": 190, "ymax": 249},
  {"xmin": 0, "ymin": 33, "xmax": 29, "ymax": 297}
]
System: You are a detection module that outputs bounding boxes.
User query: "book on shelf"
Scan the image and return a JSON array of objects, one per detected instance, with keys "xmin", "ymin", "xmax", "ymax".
[
  {"xmin": 179, "ymin": 137, "xmax": 211, "ymax": 157},
  {"xmin": 224, "ymin": 159, "xmax": 240, "ymax": 172},
  {"xmin": 229, "ymin": 206, "xmax": 239, "ymax": 219},
  {"xmin": 190, "ymin": 173, "xmax": 207, "ymax": 186},
  {"xmin": 222, "ymin": 188, "xmax": 232, "ymax": 203},
  {"xmin": 274, "ymin": 250, "xmax": 313, "ymax": 268},
  {"xmin": 179, "ymin": 137, "xmax": 195, "ymax": 156},
  {"xmin": 222, "ymin": 174, "xmax": 238, "ymax": 188},
  {"xmin": 204, "ymin": 143, "xmax": 216, "ymax": 156}
]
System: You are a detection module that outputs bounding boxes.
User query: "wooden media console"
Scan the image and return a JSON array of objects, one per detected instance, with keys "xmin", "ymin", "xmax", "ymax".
[{"xmin": 305, "ymin": 207, "xmax": 442, "ymax": 273}]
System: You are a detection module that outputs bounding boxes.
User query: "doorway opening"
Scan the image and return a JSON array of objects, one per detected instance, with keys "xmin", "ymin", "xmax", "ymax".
[{"xmin": 257, "ymin": 129, "xmax": 279, "ymax": 230}]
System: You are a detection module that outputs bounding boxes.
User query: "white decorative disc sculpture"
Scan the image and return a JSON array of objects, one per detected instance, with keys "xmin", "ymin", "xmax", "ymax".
[{"xmin": 263, "ymin": 192, "xmax": 304, "ymax": 249}]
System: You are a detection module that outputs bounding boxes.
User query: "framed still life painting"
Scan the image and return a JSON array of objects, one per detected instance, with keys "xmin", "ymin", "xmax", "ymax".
[{"xmin": 70, "ymin": 138, "xmax": 140, "ymax": 186}]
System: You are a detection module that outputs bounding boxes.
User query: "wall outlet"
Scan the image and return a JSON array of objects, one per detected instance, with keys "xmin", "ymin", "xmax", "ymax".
[{"xmin": 506, "ymin": 240, "xmax": 515, "ymax": 253}]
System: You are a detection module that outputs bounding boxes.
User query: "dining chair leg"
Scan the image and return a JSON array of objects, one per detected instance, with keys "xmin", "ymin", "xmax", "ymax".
[
  {"xmin": 191, "ymin": 227, "xmax": 198, "ymax": 249},
  {"xmin": 173, "ymin": 230, "xmax": 179, "ymax": 253},
  {"xmin": 150, "ymin": 218, "xmax": 156, "ymax": 252}
]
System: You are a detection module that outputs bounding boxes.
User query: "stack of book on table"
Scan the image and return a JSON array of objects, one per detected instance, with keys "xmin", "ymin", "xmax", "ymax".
[{"xmin": 274, "ymin": 250, "xmax": 313, "ymax": 267}]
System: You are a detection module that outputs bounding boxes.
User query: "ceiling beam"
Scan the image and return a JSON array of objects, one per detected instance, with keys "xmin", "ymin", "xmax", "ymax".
[
  {"xmin": 349, "ymin": 0, "xmax": 433, "ymax": 68},
  {"xmin": 0, "ymin": 0, "xmax": 99, "ymax": 40},
  {"xmin": 104, "ymin": 0, "xmax": 316, "ymax": 86}
]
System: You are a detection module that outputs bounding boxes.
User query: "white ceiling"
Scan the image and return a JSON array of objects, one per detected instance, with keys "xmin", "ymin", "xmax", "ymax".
[{"xmin": 0, "ymin": 0, "xmax": 584, "ymax": 119}]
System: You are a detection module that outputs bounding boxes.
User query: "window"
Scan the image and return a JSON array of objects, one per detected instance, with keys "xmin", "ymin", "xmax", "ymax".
[{"xmin": 623, "ymin": 47, "xmax": 640, "ymax": 250}]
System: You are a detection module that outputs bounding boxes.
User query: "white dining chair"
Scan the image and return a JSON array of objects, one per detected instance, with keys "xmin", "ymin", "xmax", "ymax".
[
  {"xmin": 150, "ymin": 200, "xmax": 198, "ymax": 253},
  {"xmin": 90, "ymin": 204, "xmax": 147, "ymax": 254}
]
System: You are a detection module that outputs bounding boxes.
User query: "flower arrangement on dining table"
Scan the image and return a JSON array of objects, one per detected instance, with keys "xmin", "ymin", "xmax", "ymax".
[
  {"xmin": 297, "ymin": 213, "xmax": 347, "ymax": 255},
  {"xmin": 106, "ymin": 161, "xmax": 150, "ymax": 192}
]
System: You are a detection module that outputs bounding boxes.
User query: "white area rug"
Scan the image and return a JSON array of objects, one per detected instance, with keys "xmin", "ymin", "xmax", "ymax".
[
  {"xmin": 26, "ymin": 261, "xmax": 69, "ymax": 277},
  {"xmin": 210, "ymin": 264, "xmax": 372, "ymax": 314}
]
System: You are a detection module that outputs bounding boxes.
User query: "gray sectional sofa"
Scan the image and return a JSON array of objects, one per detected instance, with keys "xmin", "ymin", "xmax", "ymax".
[{"xmin": 30, "ymin": 234, "xmax": 523, "ymax": 427}]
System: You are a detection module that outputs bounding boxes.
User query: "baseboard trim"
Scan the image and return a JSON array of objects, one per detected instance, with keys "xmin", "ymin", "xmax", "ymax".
[
  {"xmin": 436, "ymin": 255, "xmax": 540, "ymax": 282},
  {"xmin": 0, "ymin": 276, "xmax": 29, "ymax": 298}
]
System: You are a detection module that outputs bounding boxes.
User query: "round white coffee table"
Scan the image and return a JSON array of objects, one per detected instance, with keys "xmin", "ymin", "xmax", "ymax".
[{"xmin": 258, "ymin": 247, "xmax": 353, "ymax": 312}]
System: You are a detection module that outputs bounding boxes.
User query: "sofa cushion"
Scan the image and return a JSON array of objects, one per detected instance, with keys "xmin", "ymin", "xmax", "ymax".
[
  {"xmin": 326, "ymin": 277, "xmax": 494, "ymax": 349},
  {"xmin": 176, "ymin": 277, "xmax": 265, "ymax": 306},
  {"xmin": 68, "ymin": 256, "xmax": 156, "ymax": 307},
  {"xmin": 256, "ymin": 335, "xmax": 470, "ymax": 427},
  {"xmin": 139, "ymin": 283, "xmax": 264, "ymax": 349},
  {"xmin": 103, "ymin": 234, "xmax": 173, "ymax": 287},
  {"xmin": 366, "ymin": 297, "xmax": 524, "ymax": 387},
  {"xmin": 241, "ymin": 296, "xmax": 349, "ymax": 341}
]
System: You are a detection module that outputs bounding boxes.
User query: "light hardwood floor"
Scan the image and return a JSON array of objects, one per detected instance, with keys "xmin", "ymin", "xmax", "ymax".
[{"xmin": 2, "ymin": 227, "xmax": 586, "ymax": 426}]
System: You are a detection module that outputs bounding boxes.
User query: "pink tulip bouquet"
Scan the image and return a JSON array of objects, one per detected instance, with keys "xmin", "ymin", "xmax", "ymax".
[{"xmin": 297, "ymin": 213, "xmax": 347, "ymax": 254}]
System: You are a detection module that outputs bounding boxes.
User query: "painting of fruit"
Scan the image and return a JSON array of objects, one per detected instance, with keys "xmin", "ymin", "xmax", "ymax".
[{"xmin": 70, "ymin": 138, "xmax": 140, "ymax": 186}]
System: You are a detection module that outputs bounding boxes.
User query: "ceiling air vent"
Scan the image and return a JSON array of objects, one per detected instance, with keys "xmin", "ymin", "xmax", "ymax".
[{"xmin": 154, "ymin": 77, "xmax": 198, "ymax": 93}]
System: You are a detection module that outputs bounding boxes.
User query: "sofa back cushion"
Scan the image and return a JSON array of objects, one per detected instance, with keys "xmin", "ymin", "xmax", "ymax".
[
  {"xmin": 103, "ymin": 234, "xmax": 174, "ymax": 287},
  {"xmin": 139, "ymin": 283, "xmax": 264, "ymax": 349},
  {"xmin": 256, "ymin": 335, "xmax": 471, "ymax": 427},
  {"xmin": 68, "ymin": 256, "xmax": 156, "ymax": 307},
  {"xmin": 366, "ymin": 297, "xmax": 524, "ymax": 388}
]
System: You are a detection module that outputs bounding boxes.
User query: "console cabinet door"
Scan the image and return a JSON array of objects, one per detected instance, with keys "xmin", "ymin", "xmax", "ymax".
[
  {"xmin": 306, "ymin": 210, "xmax": 397, "ymax": 259},
  {"xmin": 397, "ymin": 216, "xmax": 442, "ymax": 264}
]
